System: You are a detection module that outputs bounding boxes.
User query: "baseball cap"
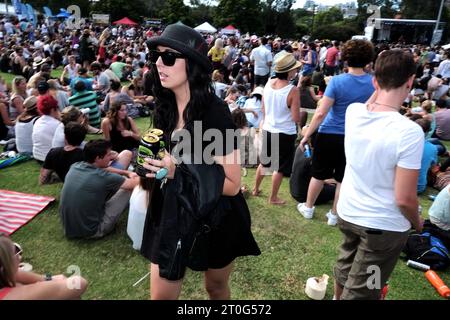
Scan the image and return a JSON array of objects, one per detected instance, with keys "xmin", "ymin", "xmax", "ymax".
[{"xmin": 37, "ymin": 81, "xmax": 49, "ymax": 94}]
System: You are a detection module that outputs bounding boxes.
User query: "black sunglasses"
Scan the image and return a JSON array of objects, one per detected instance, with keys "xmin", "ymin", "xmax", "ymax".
[{"xmin": 149, "ymin": 50, "xmax": 185, "ymax": 66}]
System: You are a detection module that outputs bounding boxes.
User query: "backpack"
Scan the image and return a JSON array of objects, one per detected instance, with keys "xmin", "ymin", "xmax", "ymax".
[{"xmin": 402, "ymin": 232, "xmax": 450, "ymax": 270}]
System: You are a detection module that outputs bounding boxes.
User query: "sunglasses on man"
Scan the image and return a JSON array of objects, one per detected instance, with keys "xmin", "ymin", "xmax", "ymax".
[{"xmin": 149, "ymin": 50, "xmax": 185, "ymax": 66}]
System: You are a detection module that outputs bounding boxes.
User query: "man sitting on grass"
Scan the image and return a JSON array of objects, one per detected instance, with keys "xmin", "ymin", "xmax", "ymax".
[
  {"xmin": 59, "ymin": 139, "xmax": 139, "ymax": 239},
  {"xmin": 39, "ymin": 122, "xmax": 86, "ymax": 184}
]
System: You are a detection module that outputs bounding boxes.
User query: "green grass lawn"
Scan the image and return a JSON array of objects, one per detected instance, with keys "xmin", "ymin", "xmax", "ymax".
[
  {"xmin": 1, "ymin": 118, "xmax": 449, "ymax": 300},
  {"xmin": 0, "ymin": 70, "xmax": 449, "ymax": 299}
]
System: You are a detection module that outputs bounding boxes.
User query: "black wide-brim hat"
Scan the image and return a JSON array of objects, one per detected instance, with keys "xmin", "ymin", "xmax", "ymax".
[{"xmin": 147, "ymin": 22, "xmax": 212, "ymax": 73}]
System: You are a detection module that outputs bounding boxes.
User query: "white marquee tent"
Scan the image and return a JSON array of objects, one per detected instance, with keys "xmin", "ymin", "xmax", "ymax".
[{"xmin": 194, "ymin": 22, "xmax": 217, "ymax": 34}]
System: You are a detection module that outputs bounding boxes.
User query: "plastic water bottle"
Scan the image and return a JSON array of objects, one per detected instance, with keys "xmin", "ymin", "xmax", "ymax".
[{"xmin": 304, "ymin": 145, "xmax": 311, "ymax": 158}]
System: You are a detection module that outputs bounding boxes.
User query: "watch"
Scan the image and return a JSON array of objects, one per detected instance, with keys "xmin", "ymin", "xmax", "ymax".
[{"xmin": 44, "ymin": 273, "xmax": 52, "ymax": 281}]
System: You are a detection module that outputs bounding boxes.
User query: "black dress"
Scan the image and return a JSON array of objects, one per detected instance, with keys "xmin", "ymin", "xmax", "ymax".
[
  {"xmin": 110, "ymin": 121, "xmax": 139, "ymax": 153},
  {"xmin": 140, "ymin": 97, "xmax": 260, "ymax": 276}
]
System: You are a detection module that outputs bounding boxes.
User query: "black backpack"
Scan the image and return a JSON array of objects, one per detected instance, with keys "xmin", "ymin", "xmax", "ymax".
[{"xmin": 402, "ymin": 232, "xmax": 450, "ymax": 271}]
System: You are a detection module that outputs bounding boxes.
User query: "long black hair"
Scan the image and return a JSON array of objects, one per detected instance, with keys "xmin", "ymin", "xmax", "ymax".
[{"xmin": 151, "ymin": 59, "xmax": 215, "ymax": 142}]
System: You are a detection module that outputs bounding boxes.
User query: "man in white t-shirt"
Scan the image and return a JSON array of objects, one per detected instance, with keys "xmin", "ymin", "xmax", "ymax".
[
  {"xmin": 250, "ymin": 37, "xmax": 273, "ymax": 87},
  {"xmin": 334, "ymin": 49, "xmax": 424, "ymax": 300}
]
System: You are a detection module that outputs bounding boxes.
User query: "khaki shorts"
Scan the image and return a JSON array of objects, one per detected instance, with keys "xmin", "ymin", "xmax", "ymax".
[{"xmin": 334, "ymin": 217, "xmax": 409, "ymax": 300}]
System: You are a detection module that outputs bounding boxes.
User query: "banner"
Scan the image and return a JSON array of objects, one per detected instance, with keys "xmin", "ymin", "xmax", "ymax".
[
  {"xmin": 25, "ymin": 4, "xmax": 36, "ymax": 28},
  {"xmin": 92, "ymin": 14, "xmax": 110, "ymax": 25},
  {"xmin": 43, "ymin": 6, "xmax": 54, "ymax": 18},
  {"xmin": 20, "ymin": 3, "xmax": 27, "ymax": 20},
  {"xmin": 12, "ymin": 0, "xmax": 22, "ymax": 15}
]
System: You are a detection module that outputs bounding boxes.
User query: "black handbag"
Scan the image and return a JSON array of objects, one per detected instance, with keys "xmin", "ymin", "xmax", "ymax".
[{"xmin": 158, "ymin": 162, "xmax": 226, "ymax": 280}]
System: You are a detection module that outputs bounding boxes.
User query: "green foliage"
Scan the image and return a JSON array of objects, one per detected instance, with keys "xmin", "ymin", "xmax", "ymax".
[
  {"xmin": 401, "ymin": 0, "xmax": 441, "ymax": 20},
  {"xmin": 314, "ymin": 7, "xmax": 344, "ymax": 27},
  {"xmin": 295, "ymin": 23, "xmax": 310, "ymax": 39},
  {"xmin": 214, "ymin": 0, "xmax": 263, "ymax": 34},
  {"xmin": 91, "ymin": 0, "xmax": 148, "ymax": 22},
  {"xmin": 160, "ymin": 0, "xmax": 193, "ymax": 25},
  {"xmin": 190, "ymin": 2, "xmax": 217, "ymax": 27},
  {"xmin": 314, "ymin": 20, "xmax": 361, "ymax": 41}
]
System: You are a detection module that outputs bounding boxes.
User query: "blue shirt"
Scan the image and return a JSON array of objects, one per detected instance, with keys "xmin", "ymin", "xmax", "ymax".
[
  {"xmin": 320, "ymin": 73, "xmax": 374, "ymax": 135},
  {"xmin": 417, "ymin": 141, "xmax": 438, "ymax": 193}
]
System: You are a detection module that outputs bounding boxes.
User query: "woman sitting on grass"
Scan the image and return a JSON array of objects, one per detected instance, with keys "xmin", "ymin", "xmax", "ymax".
[
  {"xmin": 101, "ymin": 101, "xmax": 140, "ymax": 153},
  {"xmin": 9, "ymin": 76, "xmax": 28, "ymax": 120},
  {"xmin": 14, "ymin": 96, "xmax": 40, "ymax": 155},
  {"xmin": 0, "ymin": 234, "xmax": 88, "ymax": 300}
]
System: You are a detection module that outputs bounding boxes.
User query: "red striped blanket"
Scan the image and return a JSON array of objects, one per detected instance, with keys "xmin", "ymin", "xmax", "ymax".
[{"xmin": 0, "ymin": 190, "xmax": 55, "ymax": 235}]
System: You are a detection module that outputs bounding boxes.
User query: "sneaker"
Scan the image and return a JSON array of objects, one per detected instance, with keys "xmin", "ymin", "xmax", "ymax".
[
  {"xmin": 326, "ymin": 211, "xmax": 338, "ymax": 226},
  {"xmin": 297, "ymin": 203, "xmax": 315, "ymax": 219}
]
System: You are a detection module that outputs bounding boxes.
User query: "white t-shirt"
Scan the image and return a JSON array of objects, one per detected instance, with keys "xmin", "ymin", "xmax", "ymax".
[
  {"xmin": 32, "ymin": 115, "xmax": 61, "ymax": 161},
  {"xmin": 250, "ymin": 45, "xmax": 273, "ymax": 76},
  {"xmin": 337, "ymin": 103, "xmax": 424, "ymax": 232}
]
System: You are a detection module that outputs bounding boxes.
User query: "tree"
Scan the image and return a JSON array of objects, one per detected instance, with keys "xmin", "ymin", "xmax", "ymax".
[
  {"xmin": 313, "ymin": 6, "xmax": 344, "ymax": 33},
  {"xmin": 400, "ymin": 0, "xmax": 441, "ymax": 20},
  {"xmin": 145, "ymin": 0, "xmax": 166, "ymax": 18},
  {"xmin": 160, "ymin": 0, "xmax": 192, "ymax": 25},
  {"xmin": 261, "ymin": 0, "xmax": 296, "ymax": 36},
  {"xmin": 314, "ymin": 20, "xmax": 360, "ymax": 41},
  {"xmin": 190, "ymin": 1, "xmax": 216, "ymax": 27},
  {"xmin": 214, "ymin": 0, "xmax": 263, "ymax": 34},
  {"xmin": 92, "ymin": 0, "xmax": 147, "ymax": 22}
]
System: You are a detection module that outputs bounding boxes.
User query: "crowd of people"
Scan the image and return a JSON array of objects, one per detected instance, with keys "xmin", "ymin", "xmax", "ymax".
[{"xmin": 0, "ymin": 14, "xmax": 449, "ymax": 300}]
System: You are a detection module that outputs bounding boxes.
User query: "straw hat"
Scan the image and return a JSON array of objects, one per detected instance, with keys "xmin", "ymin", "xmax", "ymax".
[
  {"xmin": 23, "ymin": 96, "xmax": 38, "ymax": 111},
  {"xmin": 32, "ymin": 56, "xmax": 47, "ymax": 68},
  {"xmin": 292, "ymin": 41, "xmax": 299, "ymax": 50},
  {"xmin": 274, "ymin": 53, "xmax": 302, "ymax": 73}
]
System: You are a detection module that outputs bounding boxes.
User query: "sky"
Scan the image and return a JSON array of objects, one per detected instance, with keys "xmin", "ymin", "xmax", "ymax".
[{"xmin": 292, "ymin": 0, "xmax": 357, "ymax": 9}]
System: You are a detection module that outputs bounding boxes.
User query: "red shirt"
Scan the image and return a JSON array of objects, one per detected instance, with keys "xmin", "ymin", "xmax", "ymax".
[
  {"xmin": 325, "ymin": 46, "xmax": 339, "ymax": 67},
  {"xmin": 0, "ymin": 287, "xmax": 12, "ymax": 300}
]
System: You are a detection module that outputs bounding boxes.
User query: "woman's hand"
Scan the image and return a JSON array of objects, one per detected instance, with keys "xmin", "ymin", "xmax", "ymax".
[
  {"xmin": 121, "ymin": 130, "xmax": 133, "ymax": 137},
  {"xmin": 143, "ymin": 151, "xmax": 176, "ymax": 179}
]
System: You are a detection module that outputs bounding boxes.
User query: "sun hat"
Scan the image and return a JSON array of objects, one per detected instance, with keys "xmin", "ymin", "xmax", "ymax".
[
  {"xmin": 292, "ymin": 41, "xmax": 299, "ymax": 49},
  {"xmin": 23, "ymin": 96, "xmax": 38, "ymax": 111},
  {"xmin": 251, "ymin": 86, "xmax": 264, "ymax": 97},
  {"xmin": 274, "ymin": 53, "xmax": 302, "ymax": 73},
  {"xmin": 32, "ymin": 56, "xmax": 46, "ymax": 68},
  {"xmin": 146, "ymin": 22, "xmax": 212, "ymax": 72}
]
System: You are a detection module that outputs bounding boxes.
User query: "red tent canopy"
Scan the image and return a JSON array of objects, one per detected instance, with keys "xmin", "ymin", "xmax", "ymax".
[
  {"xmin": 221, "ymin": 25, "xmax": 238, "ymax": 35},
  {"xmin": 223, "ymin": 25, "xmax": 237, "ymax": 30},
  {"xmin": 113, "ymin": 17, "xmax": 138, "ymax": 26}
]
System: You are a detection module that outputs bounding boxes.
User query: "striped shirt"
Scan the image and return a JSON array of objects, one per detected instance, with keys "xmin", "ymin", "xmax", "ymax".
[{"xmin": 68, "ymin": 90, "xmax": 101, "ymax": 128}]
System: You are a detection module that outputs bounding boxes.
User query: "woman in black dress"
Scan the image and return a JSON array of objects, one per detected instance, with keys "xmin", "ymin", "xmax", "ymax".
[
  {"xmin": 140, "ymin": 23, "xmax": 260, "ymax": 300},
  {"xmin": 101, "ymin": 100, "xmax": 140, "ymax": 153}
]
